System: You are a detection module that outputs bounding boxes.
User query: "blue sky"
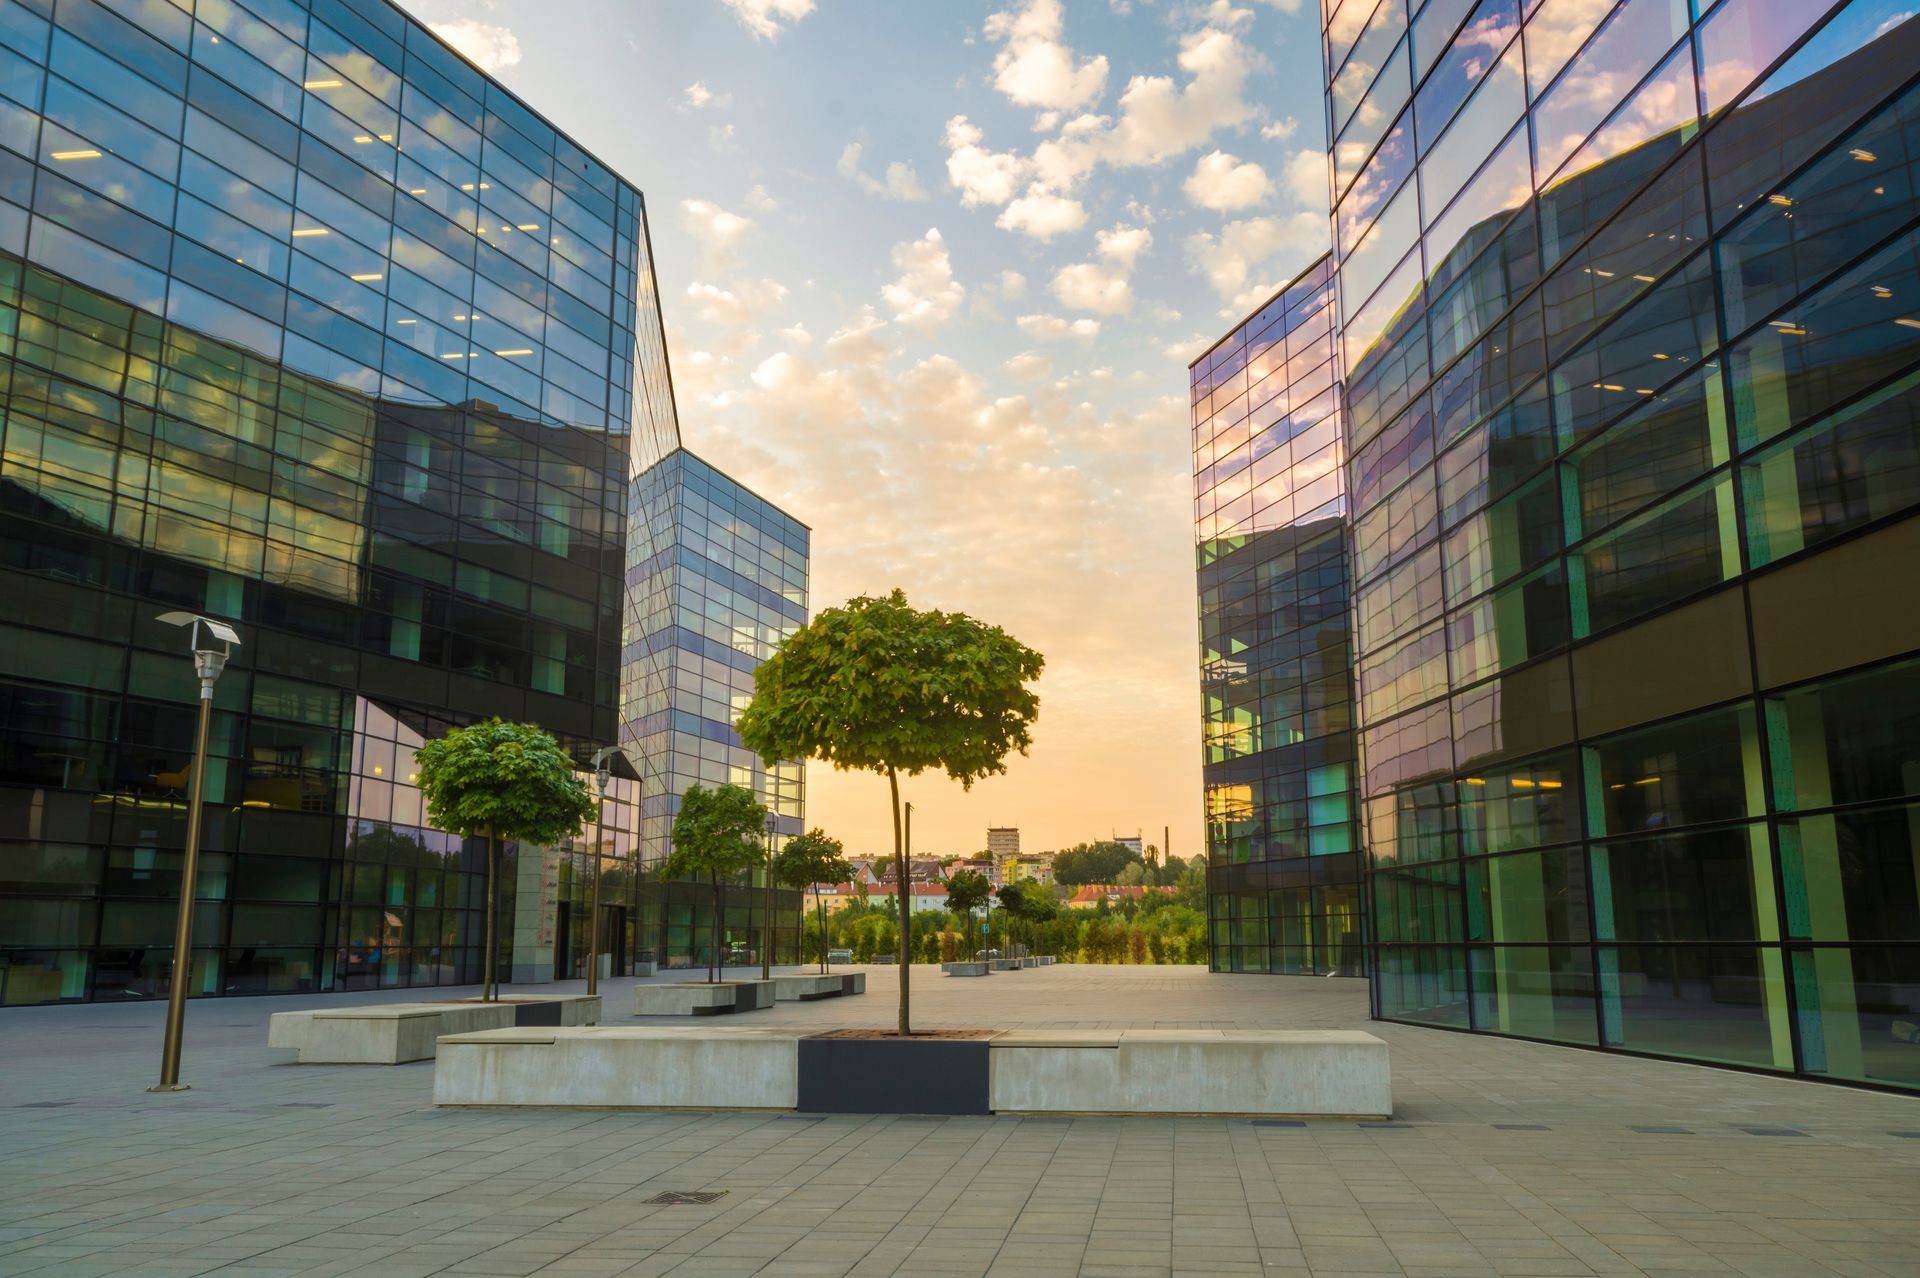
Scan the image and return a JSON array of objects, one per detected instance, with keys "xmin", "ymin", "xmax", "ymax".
[{"xmin": 397, "ymin": 0, "xmax": 1330, "ymax": 859}]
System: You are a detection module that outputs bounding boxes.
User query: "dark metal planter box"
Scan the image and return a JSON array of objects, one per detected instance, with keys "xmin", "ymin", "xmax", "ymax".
[{"xmin": 796, "ymin": 1032, "xmax": 996, "ymax": 1115}]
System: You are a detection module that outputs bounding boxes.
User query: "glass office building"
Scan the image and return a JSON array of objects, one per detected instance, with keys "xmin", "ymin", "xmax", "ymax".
[
  {"xmin": 0, "ymin": 0, "xmax": 676, "ymax": 1004},
  {"xmin": 1321, "ymin": 0, "xmax": 1920, "ymax": 1087},
  {"xmin": 1191, "ymin": 255, "xmax": 1365, "ymax": 977},
  {"xmin": 623, "ymin": 448, "xmax": 808, "ymax": 969}
]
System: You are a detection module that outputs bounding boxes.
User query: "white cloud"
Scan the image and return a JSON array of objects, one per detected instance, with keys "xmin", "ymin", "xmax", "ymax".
[
  {"xmin": 778, "ymin": 323, "xmax": 813, "ymax": 346},
  {"xmin": 679, "ymin": 198, "xmax": 755, "ymax": 269},
  {"xmin": 996, "ymin": 187, "xmax": 1087, "ymax": 239},
  {"xmin": 1261, "ymin": 117, "xmax": 1298, "ymax": 141},
  {"xmin": 681, "ymin": 80, "xmax": 731, "ymax": 110},
  {"xmin": 1017, "ymin": 313, "xmax": 1101, "ymax": 340},
  {"xmin": 1183, "ymin": 149, "xmax": 1274, "ymax": 212},
  {"xmin": 1096, "ymin": 223, "xmax": 1152, "ymax": 268},
  {"xmin": 1282, "ymin": 147, "xmax": 1328, "ymax": 211},
  {"xmin": 430, "ymin": 20, "xmax": 521, "ymax": 74},
  {"xmin": 881, "ymin": 228, "xmax": 965, "ymax": 329},
  {"xmin": 995, "ymin": 270, "xmax": 1028, "ymax": 299},
  {"xmin": 945, "ymin": 116, "xmax": 1027, "ymax": 206},
  {"xmin": 719, "ymin": 0, "xmax": 816, "ymax": 39},
  {"xmin": 684, "ymin": 278, "xmax": 788, "ymax": 327},
  {"xmin": 1183, "ymin": 211, "xmax": 1327, "ymax": 308},
  {"xmin": 838, "ymin": 142, "xmax": 931, "ymax": 202},
  {"xmin": 745, "ymin": 184, "xmax": 778, "ymax": 212},
  {"xmin": 1005, "ymin": 351, "xmax": 1053, "ymax": 382},
  {"xmin": 1050, "ymin": 261, "xmax": 1132, "ymax": 314},
  {"xmin": 984, "ymin": 0, "xmax": 1109, "ymax": 111},
  {"xmin": 1047, "ymin": 222, "xmax": 1150, "ymax": 315},
  {"xmin": 942, "ymin": 16, "xmax": 1262, "ymax": 240}
]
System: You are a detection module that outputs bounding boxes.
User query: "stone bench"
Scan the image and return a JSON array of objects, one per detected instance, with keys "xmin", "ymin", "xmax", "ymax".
[
  {"xmin": 941, "ymin": 962, "xmax": 989, "ymax": 977},
  {"xmin": 1018, "ymin": 957, "xmax": 1038, "ymax": 968},
  {"xmin": 1036, "ymin": 956, "xmax": 1057, "ymax": 965},
  {"xmin": 772, "ymin": 973, "xmax": 865, "ymax": 1001},
  {"xmin": 988, "ymin": 958, "xmax": 1022, "ymax": 972},
  {"xmin": 988, "ymin": 1029, "xmax": 1391, "ymax": 1118},
  {"xmin": 633, "ymin": 980, "xmax": 775, "ymax": 1016},
  {"xmin": 268, "ymin": 1002, "xmax": 516, "ymax": 1064},
  {"xmin": 435, "ymin": 1026, "xmax": 800, "ymax": 1108}
]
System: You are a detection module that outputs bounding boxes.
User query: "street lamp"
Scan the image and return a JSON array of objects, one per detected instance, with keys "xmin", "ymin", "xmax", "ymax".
[
  {"xmin": 761, "ymin": 809, "xmax": 778, "ymax": 980},
  {"xmin": 149, "ymin": 612, "xmax": 240, "ymax": 1093},
  {"xmin": 586, "ymin": 745, "xmax": 633, "ymax": 998}
]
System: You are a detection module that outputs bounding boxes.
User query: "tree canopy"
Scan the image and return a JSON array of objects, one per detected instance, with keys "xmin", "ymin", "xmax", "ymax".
[
  {"xmin": 413, "ymin": 719, "xmax": 597, "ymax": 847},
  {"xmin": 775, "ymin": 829, "xmax": 851, "ymax": 891},
  {"xmin": 944, "ymin": 869, "xmax": 993, "ymax": 920},
  {"xmin": 735, "ymin": 589, "xmax": 1044, "ymax": 787},
  {"xmin": 1052, "ymin": 840, "xmax": 1144, "ymax": 886},
  {"xmin": 736, "ymin": 589, "xmax": 1043, "ymax": 1035},
  {"xmin": 666, "ymin": 783, "xmax": 768, "ymax": 982}
]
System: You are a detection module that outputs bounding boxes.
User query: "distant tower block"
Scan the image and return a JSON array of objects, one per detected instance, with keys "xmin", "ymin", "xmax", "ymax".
[{"xmin": 986, "ymin": 827, "xmax": 1020, "ymax": 857}]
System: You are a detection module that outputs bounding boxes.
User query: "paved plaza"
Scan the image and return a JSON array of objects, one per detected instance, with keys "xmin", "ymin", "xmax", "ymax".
[{"xmin": 2, "ymin": 965, "xmax": 1918, "ymax": 1278}]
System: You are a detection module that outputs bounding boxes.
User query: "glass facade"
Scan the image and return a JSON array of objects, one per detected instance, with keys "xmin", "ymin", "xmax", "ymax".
[
  {"xmin": 622, "ymin": 448, "xmax": 808, "ymax": 970},
  {"xmin": 1191, "ymin": 256, "xmax": 1365, "ymax": 977},
  {"xmin": 1321, "ymin": 0, "xmax": 1920, "ymax": 1088},
  {"xmin": 0, "ymin": 0, "xmax": 675, "ymax": 1005}
]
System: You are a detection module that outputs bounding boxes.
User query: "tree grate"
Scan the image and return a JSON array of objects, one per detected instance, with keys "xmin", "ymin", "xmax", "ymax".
[{"xmin": 644, "ymin": 1191, "xmax": 728, "ymax": 1205}]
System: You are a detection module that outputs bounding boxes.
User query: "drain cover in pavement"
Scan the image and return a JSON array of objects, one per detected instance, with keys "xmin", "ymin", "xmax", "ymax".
[{"xmin": 644, "ymin": 1191, "xmax": 728, "ymax": 1205}]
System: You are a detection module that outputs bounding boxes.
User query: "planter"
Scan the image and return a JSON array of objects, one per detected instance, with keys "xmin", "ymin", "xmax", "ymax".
[
  {"xmin": 773, "ymin": 973, "xmax": 866, "ymax": 1001},
  {"xmin": 1036, "ymin": 956, "xmax": 1057, "ymax": 965},
  {"xmin": 269, "ymin": 1002, "xmax": 516, "ymax": 1064},
  {"xmin": 941, "ymin": 962, "xmax": 989, "ymax": 977},
  {"xmin": 988, "ymin": 958, "xmax": 1022, "ymax": 972},
  {"xmin": 988, "ymin": 1029, "xmax": 1392, "ymax": 1117},
  {"xmin": 633, "ymin": 980, "xmax": 775, "ymax": 1016},
  {"xmin": 797, "ymin": 1030, "xmax": 998, "ymax": 1115},
  {"xmin": 435, "ymin": 1026, "xmax": 799, "ymax": 1107}
]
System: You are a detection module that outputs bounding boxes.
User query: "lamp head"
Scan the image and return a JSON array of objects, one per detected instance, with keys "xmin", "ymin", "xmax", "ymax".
[{"xmin": 155, "ymin": 612, "xmax": 239, "ymax": 687}]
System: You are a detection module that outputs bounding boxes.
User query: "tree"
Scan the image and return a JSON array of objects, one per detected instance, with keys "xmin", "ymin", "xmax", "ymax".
[
  {"xmin": 1052, "ymin": 841, "xmax": 1143, "ymax": 886},
  {"xmin": 945, "ymin": 870, "xmax": 993, "ymax": 959},
  {"xmin": 665, "ymin": 783, "xmax": 767, "ymax": 983},
  {"xmin": 1114, "ymin": 862, "xmax": 1146, "ymax": 887},
  {"xmin": 737, "ymin": 589, "xmax": 1043, "ymax": 1036},
  {"xmin": 414, "ymin": 719, "xmax": 597, "ymax": 1001},
  {"xmin": 776, "ymin": 829, "xmax": 851, "ymax": 974}
]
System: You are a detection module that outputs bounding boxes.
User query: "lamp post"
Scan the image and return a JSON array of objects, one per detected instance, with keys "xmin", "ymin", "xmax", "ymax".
[
  {"xmin": 149, "ymin": 612, "xmax": 240, "ymax": 1093},
  {"xmin": 586, "ymin": 747, "xmax": 620, "ymax": 998},
  {"xmin": 761, "ymin": 809, "xmax": 778, "ymax": 980}
]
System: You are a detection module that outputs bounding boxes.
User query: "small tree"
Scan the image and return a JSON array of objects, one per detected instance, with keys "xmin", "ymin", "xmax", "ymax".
[
  {"xmin": 414, "ymin": 719, "xmax": 597, "ymax": 1001},
  {"xmin": 737, "ymin": 589, "xmax": 1043, "ymax": 1036},
  {"xmin": 776, "ymin": 829, "xmax": 851, "ymax": 974},
  {"xmin": 945, "ymin": 869, "xmax": 993, "ymax": 959},
  {"xmin": 665, "ymin": 783, "xmax": 767, "ymax": 983}
]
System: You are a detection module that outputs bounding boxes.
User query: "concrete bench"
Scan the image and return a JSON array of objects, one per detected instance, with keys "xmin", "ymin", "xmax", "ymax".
[
  {"xmin": 1036, "ymin": 956, "xmax": 1057, "ymax": 965},
  {"xmin": 941, "ymin": 962, "xmax": 989, "ymax": 977},
  {"xmin": 435, "ymin": 1026, "xmax": 800, "ymax": 1108},
  {"xmin": 988, "ymin": 1029, "xmax": 1391, "ymax": 1118},
  {"xmin": 772, "ymin": 973, "xmax": 865, "ymax": 1001},
  {"xmin": 268, "ymin": 1002, "xmax": 517, "ymax": 1064},
  {"xmin": 1018, "ymin": 957, "xmax": 1038, "ymax": 968},
  {"xmin": 988, "ymin": 958, "xmax": 1022, "ymax": 972},
  {"xmin": 633, "ymin": 980, "xmax": 775, "ymax": 1016}
]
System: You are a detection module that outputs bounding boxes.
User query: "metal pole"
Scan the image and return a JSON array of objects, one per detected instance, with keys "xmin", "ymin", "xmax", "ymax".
[
  {"xmin": 761, "ymin": 814, "xmax": 775, "ymax": 980},
  {"xmin": 151, "ymin": 673, "xmax": 214, "ymax": 1092},
  {"xmin": 587, "ymin": 776, "xmax": 606, "ymax": 996}
]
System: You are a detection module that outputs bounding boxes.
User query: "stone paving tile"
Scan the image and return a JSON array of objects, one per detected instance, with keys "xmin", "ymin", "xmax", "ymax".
[{"xmin": 3, "ymin": 965, "xmax": 1919, "ymax": 1277}]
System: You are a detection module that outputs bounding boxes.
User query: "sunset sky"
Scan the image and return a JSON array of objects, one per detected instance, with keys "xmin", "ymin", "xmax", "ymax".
[{"xmin": 396, "ymin": 0, "xmax": 1329, "ymax": 860}]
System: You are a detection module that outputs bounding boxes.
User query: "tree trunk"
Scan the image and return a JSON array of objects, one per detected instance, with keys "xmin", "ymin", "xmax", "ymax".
[
  {"xmin": 709, "ymin": 870, "xmax": 720, "ymax": 984},
  {"xmin": 482, "ymin": 825, "xmax": 497, "ymax": 1002},
  {"xmin": 889, "ymin": 766, "xmax": 908, "ymax": 1037}
]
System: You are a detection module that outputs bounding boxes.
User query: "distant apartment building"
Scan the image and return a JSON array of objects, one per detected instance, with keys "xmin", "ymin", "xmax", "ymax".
[
  {"xmin": 1065, "ymin": 885, "xmax": 1177, "ymax": 910},
  {"xmin": 986, "ymin": 826, "xmax": 1020, "ymax": 856},
  {"xmin": 948, "ymin": 856, "xmax": 1001, "ymax": 888},
  {"xmin": 1001, "ymin": 853, "xmax": 1055, "ymax": 886},
  {"xmin": 1112, "ymin": 835, "xmax": 1145, "ymax": 856}
]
